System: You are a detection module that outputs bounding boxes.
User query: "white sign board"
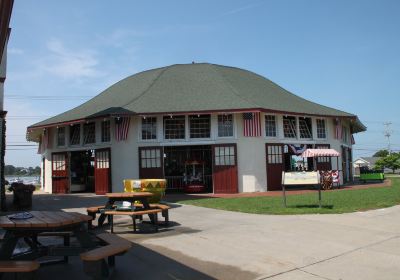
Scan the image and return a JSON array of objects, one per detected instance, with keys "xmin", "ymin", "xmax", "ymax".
[{"xmin": 282, "ymin": 171, "xmax": 320, "ymax": 185}]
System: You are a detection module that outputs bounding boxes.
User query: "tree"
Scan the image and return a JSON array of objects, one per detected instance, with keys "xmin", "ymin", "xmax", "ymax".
[
  {"xmin": 373, "ymin": 149, "xmax": 389, "ymax": 157},
  {"xmin": 375, "ymin": 153, "xmax": 400, "ymax": 173}
]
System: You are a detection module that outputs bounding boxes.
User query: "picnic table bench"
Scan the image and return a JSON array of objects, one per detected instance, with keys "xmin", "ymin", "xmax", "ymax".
[
  {"xmin": 80, "ymin": 233, "xmax": 132, "ymax": 279},
  {"xmin": 104, "ymin": 208, "xmax": 163, "ymax": 233},
  {"xmin": 0, "ymin": 260, "xmax": 39, "ymax": 279}
]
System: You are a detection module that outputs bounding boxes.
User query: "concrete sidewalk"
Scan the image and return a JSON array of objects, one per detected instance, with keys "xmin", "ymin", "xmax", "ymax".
[{"xmin": 3, "ymin": 192, "xmax": 400, "ymax": 279}]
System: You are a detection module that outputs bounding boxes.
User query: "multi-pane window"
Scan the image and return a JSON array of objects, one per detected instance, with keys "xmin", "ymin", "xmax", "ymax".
[
  {"xmin": 57, "ymin": 127, "xmax": 65, "ymax": 146},
  {"xmin": 316, "ymin": 119, "xmax": 326, "ymax": 138},
  {"xmin": 69, "ymin": 124, "xmax": 81, "ymax": 145},
  {"xmin": 189, "ymin": 115, "xmax": 210, "ymax": 138},
  {"xmin": 164, "ymin": 115, "xmax": 185, "ymax": 139},
  {"xmin": 214, "ymin": 146, "xmax": 235, "ymax": 166},
  {"xmin": 316, "ymin": 145, "xmax": 330, "ymax": 163},
  {"xmin": 96, "ymin": 150, "xmax": 110, "ymax": 169},
  {"xmin": 299, "ymin": 117, "xmax": 312, "ymax": 139},
  {"xmin": 141, "ymin": 148, "xmax": 161, "ymax": 168},
  {"xmin": 267, "ymin": 145, "xmax": 283, "ymax": 164},
  {"xmin": 283, "ymin": 116, "xmax": 297, "ymax": 138},
  {"xmin": 265, "ymin": 115, "xmax": 277, "ymax": 137},
  {"xmin": 141, "ymin": 117, "xmax": 157, "ymax": 140},
  {"xmin": 101, "ymin": 120, "xmax": 110, "ymax": 142},
  {"xmin": 218, "ymin": 114, "xmax": 234, "ymax": 137},
  {"xmin": 52, "ymin": 154, "xmax": 66, "ymax": 171},
  {"xmin": 83, "ymin": 122, "xmax": 96, "ymax": 144}
]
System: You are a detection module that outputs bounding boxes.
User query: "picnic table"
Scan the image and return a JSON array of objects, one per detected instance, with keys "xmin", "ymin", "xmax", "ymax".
[
  {"xmin": 0, "ymin": 211, "xmax": 95, "ymax": 262},
  {"xmin": 97, "ymin": 192, "xmax": 154, "ymax": 226}
]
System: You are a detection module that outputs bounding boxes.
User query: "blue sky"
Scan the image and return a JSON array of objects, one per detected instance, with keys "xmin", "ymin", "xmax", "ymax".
[{"xmin": 5, "ymin": 0, "xmax": 400, "ymax": 167}]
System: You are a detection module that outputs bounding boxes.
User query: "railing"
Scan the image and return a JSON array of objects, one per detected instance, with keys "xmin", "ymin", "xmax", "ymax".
[{"xmin": 165, "ymin": 175, "xmax": 213, "ymax": 191}]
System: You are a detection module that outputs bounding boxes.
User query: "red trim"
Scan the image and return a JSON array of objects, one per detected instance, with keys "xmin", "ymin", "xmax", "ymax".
[{"xmin": 27, "ymin": 108, "xmax": 358, "ymax": 131}]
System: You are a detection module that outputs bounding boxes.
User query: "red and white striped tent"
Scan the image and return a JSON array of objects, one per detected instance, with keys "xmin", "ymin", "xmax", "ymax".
[
  {"xmin": 300, "ymin": 149, "xmax": 340, "ymax": 158},
  {"xmin": 301, "ymin": 149, "xmax": 341, "ymax": 182}
]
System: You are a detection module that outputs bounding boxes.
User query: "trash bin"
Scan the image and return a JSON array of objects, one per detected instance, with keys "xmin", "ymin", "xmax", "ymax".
[{"xmin": 9, "ymin": 183, "xmax": 35, "ymax": 209}]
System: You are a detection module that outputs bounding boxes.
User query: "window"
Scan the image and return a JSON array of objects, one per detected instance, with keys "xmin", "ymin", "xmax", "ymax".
[
  {"xmin": 299, "ymin": 117, "xmax": 312, "ymax": 139},
  {"xmin": 316, "ymin": 145, "xmax": 330, "ymax": 163},
  {"xmin": 214, "ymin": 146, "xmax": 235, "ymax": 166},
  {"xmin": 69, "ymin": 124, "xmax": 81, "ymax": 145},
  {"xmin": 140, "ymin": 148, "xmax": 161, "ymax": 168},
  {"xmin": 57, "ymin": 127, "xmax": 65, "ymax": 146},
  {"xmin": 83, "ymin": 122, "xmax": 96, "ymax": 144},
  {"xmin": 96, "ymin": 150, "xmax": 110, "ymax": 169},
  {"xmin": 164, "ymin": 115, "xmax": 185, "ymax": 139},
  {"xmin": 189, "ymin": 115, "xmax": 210, "ymax": 138},
  {"xmin": 218, "ymin": 114, "xmax": 234, "ymax": 137},
  {"xmin": 265, "ymin": 115, "xmax": 277, "ymax": 137},
  {"xmin": 316, "ymin": 119, "xmax": 326, "ymax": 139},
  {"xmin": 52, "ymin": 154, "xmax": 66, "ymax": 170},
  {"xmin": 141, "ymin": 117, "xmax": 157, "ymax": 140},
  {"xmin": 267, "ymin": 145, "xmax": 283, "ymax": 164},
  {"xmin": 283, "ymin": 116, "xmax": 297, "ymax": 138},
  {"xmin": 101, "ymin": 120, "xmax": 110, "ymax": 142}
]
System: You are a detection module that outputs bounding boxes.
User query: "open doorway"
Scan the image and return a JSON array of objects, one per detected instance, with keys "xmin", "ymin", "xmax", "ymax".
[
  {"xmin": 163, "ymin": 145, "xmax": 213, "ymax": 192},
  {"xmin": 284, "ymin": 144, "xmax": 314, "ymax": 171},
  {"xmin": 70, "ymin": 150, "xmax": 95, "ymax": 193}
]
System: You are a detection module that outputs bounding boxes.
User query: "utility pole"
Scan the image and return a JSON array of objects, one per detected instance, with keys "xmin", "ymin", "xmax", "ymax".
[{"xmin": 383, "ymin": 122, "xmax": 393, "ymax": 155}]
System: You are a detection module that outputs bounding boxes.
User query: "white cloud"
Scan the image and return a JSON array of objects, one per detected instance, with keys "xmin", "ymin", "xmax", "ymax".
[{"xmin": 40, "ymin": 39, "xmax": 104, "ymax": 80}]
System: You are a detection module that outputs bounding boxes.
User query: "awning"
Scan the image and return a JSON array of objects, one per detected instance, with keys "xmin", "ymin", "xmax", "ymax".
[{"xmin": 301, "ymin": 148, "xmax": 340, "ymax": 158}]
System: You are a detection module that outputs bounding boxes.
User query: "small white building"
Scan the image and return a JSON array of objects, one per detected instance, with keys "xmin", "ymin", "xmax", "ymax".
[{"xmin": 27, "ymin": 63, "xmax": 366, "ymax": 194}]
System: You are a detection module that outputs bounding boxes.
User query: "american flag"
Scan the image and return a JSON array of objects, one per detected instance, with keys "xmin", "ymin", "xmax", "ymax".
[
  {"xmin": 115, "ymin": 117, "xmax": 130, "ymax": 141},
  {"xmin": 243, "ymin": 112, "xmax": 261, "ymax": 137},
  {"xmin": 334, "ymin": 118, "xmax": 342, "ymax": 140}
]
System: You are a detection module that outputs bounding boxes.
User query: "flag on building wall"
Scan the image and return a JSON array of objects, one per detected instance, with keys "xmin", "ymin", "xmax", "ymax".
[
  {"xmin": 334, "ymin": 118, "xmax": 343, "ymax": 139},
  {"xmin": 243, "ymin": 112, "xmax": 261, "ymax": 137},
  {"xmin": 115, "ymin": 117, "xmax": 130, "ymax": 141}
]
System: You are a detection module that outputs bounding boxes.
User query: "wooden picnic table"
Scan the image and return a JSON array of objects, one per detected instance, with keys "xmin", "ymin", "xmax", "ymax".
[
  {"xmin": 97, "ymin": 192, "xmax": 154, "ymax": 226},
  {"xmin": 0, "ymin": 211, "xmax": 96, "ymax": 262}
]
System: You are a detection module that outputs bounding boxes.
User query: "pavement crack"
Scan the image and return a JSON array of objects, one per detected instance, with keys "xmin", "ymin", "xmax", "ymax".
[{"xmin": 298, "ymin": 268, "xmax": 334, "ymax": 280}]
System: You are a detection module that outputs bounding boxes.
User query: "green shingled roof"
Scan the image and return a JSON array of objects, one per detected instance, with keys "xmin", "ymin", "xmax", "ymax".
[{"xmin": 28, "ymin": 63, "xmax": 366, "ymax": 132}]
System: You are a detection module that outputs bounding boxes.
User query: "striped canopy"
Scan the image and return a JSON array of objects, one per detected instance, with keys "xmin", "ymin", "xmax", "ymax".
[{"xmin": 301, "ymin": 149, "xmax": 340, "ymax": 158}]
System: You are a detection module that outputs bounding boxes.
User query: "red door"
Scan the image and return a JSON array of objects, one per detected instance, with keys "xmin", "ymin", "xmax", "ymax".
[
  {"xmin": 95, "ymin": 149, "xmax": 111, "ymax": 195},
  {"xmin": 52, "ymin": 152, "xmax": 69, "ymax": 193},
  {"xmin": 139, "ymin": 147, "xmax": 164, "ymax": 179},
  {"xmin": 212, "ymin": 144, "xmax": 238, "ymax": 194},
  {"xmin": 266, "ymin": 144, "xmax": 284, "ymax": 191},
  {"xmin": 315, "ymin": 144, "xmax": 332, "ymax": 171}
]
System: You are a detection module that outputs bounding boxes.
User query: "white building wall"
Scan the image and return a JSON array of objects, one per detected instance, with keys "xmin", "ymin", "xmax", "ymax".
[{"xmin": 40, "ymin": 113, "xmax": 354, "ymax": 193}]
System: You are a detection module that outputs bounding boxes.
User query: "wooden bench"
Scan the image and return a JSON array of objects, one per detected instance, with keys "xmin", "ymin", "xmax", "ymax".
[
  {"xmin": 134, "ymin": 203, "xmax": 171, "ymax": 225},
  {"xmin": 104, "ymin": 209, "xmax": 162, "ymax": 233},
  {"xmin": 87, "ymin": 206, "xmax": 114, "ymax": 229},
  {"xmin": 0, "ymin": 261, "xmax": 39, "ymax": 279},
  {"xmin": 80, "ymin": 233, "xmax": 132, "ymax": 279}
]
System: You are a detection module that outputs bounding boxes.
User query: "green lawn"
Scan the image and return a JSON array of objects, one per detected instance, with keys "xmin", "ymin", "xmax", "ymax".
[{"xmin": 178, "ymin": 178, "xmax": 400, "ymax": 214}]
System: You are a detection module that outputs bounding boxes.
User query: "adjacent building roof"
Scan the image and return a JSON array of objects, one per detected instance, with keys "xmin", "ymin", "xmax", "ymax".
[
  {"xmin": 28, "ymin": 63, "xmax": 366, "ymax": 133},
  {"xmin": 357, "ymin": 157, "xmax": 380, "ymax": 166}
]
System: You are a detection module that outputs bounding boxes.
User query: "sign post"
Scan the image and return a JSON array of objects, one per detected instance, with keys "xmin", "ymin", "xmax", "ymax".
[{"xmin": 281, "ymin": 171, "xmax": 321, "ymax": 208}]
